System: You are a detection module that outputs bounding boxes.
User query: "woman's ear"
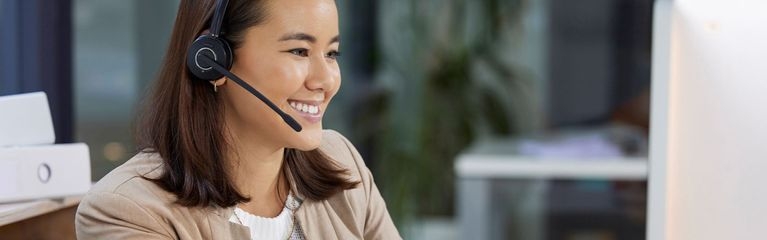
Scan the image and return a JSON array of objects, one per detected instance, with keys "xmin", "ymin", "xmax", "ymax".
[{"xmin": 210, "ymin": 77, "xmax": 227, "ymax": 92}]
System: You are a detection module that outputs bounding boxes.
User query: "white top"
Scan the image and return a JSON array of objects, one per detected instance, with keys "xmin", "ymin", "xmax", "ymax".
[{"xmin": 229, "ymin": 203, "xmax": 294, "ymax": 240}]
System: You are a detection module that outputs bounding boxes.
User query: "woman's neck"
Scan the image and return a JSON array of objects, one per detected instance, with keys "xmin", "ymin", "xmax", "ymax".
[{"xmin": 226, "ymin": 129, "xmax": 290, "ymax": 217}]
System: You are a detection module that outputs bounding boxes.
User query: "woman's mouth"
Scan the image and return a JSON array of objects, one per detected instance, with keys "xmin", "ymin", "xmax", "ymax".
[{"xmin": 288, "ymin": 100, "xmax": 323, "ymax": 123}]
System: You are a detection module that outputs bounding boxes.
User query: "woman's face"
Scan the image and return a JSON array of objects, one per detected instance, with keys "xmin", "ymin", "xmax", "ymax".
[{"xmin": 221, "ymin": 0, "xmax": 340, "ymax": 151}]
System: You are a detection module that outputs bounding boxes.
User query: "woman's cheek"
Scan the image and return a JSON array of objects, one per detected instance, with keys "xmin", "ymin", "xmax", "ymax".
[
  {"xmin": 283, "ymin": 60, "xmax": 310, "ymax": 87},
  {"xmin": 261, "ymin": 59, "xmax": 307, "ymax": 95}
]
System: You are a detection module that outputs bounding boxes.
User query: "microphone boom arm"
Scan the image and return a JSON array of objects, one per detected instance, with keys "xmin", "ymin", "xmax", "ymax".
[{"xmin": 199, "ymin": 55, "xmax": 303, "ymax": 132}]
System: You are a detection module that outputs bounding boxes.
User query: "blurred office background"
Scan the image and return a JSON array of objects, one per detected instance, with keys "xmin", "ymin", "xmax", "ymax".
[{"xmin": 1, "ymin": 0, "xmax": 653, "ymax": 239}]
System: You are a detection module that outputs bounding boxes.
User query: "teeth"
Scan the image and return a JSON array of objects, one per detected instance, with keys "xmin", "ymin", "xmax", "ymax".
[{"xmin": 289, "ymin": 101, "xmax": 320, "ymax": 114}]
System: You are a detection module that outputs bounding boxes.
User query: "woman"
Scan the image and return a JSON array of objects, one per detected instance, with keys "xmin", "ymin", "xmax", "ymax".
[{"xmin": 75, "ymin": 0, "xmax": 400, "ymax": 239}]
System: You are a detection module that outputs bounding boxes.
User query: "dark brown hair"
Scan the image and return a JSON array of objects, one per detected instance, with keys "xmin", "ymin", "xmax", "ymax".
[{"xmin": 135, "ymin": 0, "xmax": 357, "ymax": 208}]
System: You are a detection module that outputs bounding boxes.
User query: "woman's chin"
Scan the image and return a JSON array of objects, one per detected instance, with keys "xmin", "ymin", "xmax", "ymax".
[{"xmin": 288, "ymin": 127, "xmax": 323, "ymax": 151}]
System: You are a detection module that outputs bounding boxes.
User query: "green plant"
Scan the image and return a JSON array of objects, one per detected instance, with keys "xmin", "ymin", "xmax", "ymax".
[{"xmin": 353, "ymin": 0, "xmax": 540, "ymax": 225}]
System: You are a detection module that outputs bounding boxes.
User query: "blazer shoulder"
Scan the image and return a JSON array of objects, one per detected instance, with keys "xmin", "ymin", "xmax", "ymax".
[
  {"xmin": 320, "ymin": 129, "xmax": 368, "ymax": 173},
  {"xmin": 84, "ymin": 152, "xmax": 176, "ymax": 210},
  {"xmin": 76, "ymin": 152, "xmax": 178, "ymax": 238},
  {"xmin": 316, "ymin": 130, "xmax": 402, "ymax": 239}
]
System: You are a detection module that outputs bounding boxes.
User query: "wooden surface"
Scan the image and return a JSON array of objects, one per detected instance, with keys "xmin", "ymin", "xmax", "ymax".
[{"xmin": 0, "ymin": 197, "xmax": 81, "ymax": 240}]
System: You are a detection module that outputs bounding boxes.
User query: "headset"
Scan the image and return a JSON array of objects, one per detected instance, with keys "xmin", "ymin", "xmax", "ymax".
[{"xmin": 186, "ymin": 0, "xmax": 302, "ymax": 132}]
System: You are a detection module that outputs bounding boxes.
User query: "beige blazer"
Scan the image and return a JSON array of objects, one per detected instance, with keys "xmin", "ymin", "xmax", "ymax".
[{"xmin": 75, "ymin": 130, "xmax": 401, "ymax": 239}]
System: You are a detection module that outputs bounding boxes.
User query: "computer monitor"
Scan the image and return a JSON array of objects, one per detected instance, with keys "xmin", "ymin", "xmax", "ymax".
[{"xmin": 647, "ymin": 0, "xmax": 767, "ymax": 239}]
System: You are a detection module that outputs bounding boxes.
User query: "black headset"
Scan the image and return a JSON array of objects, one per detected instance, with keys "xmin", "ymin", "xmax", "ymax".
[
  {"xmin": 185, "ymin": 0, "xmax": 302, "ymax": 132},
  {"xmin": 186, "ymin": 0, "xmax": 232, "ymax": 81}
]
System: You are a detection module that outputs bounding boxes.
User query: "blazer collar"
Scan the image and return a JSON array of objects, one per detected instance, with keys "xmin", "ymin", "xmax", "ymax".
[
  {"xmin": 205, "ymin": 163, "xmax": 310, "ymax": 239},
  {"xmin": 207, "ymin": 206, "xmax": 251, "ymax": 239}
]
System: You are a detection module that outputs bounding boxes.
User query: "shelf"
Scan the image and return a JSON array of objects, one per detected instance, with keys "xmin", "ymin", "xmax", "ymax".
[
  {"xmin": 0, "ymin": 196, "xmax": 81, "ymax": 226},
  {"xmin": 455, "ymin": 155, "xmax": 647, "ymax": 180}
]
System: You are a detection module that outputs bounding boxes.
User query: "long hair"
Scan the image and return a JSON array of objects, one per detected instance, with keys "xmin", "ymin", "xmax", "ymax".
[{"xmin": 135, "ymin": 0, "xmax": 357, "ymax": 208}]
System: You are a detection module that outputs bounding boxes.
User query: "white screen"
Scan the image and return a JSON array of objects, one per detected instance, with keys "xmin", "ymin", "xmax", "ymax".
[{"xmin": 648, "ymin": 0, "xmax": 767, "ymax": 239}]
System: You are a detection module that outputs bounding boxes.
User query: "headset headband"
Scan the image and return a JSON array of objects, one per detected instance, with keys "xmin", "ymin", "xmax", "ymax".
[{"xmin": 209, "ymin": 0, "xmax": 229, "ymax": 37}]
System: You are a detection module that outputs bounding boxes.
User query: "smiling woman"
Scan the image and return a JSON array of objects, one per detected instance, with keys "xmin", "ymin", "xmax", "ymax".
[{"xmin": 73, "ymin": 0, "xmax": 400, "ymax": 239}]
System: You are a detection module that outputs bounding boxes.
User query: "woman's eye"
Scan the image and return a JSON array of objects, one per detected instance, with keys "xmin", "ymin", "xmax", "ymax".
[
  {"xmin": 326, "ymin": 50, "xmax": 342, "ymax": 60},
  {"xmin": 286, "ymin": 48, "xmax": 309, "ymax": 57}
]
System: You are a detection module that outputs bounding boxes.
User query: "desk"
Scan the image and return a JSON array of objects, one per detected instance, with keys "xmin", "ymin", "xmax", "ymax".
[
  {"xmin": 0, "ymin": 196, "xmax": 81, "ymax": 240},
  {"xmin": 455, "ymin": 139, "xmax": 647, "ymax": 240}
]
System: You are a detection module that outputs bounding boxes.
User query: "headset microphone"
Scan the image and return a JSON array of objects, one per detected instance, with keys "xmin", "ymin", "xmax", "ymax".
[
  {"xmin": 198, "ymin": 55, "xmax": 302, "ymax": 132},
  {"xmin": 186, "ymin": 0, "xmax": 302, "ymax": 132}
]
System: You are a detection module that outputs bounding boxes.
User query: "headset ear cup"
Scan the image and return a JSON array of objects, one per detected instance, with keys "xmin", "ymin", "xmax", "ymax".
[
  {"xmin": 186, "ymin": 35, "xmax": 233, "ymax": 81},
  {"xmin": 222, "ymin": 38, "xmax": 233, "ymax": 72}
]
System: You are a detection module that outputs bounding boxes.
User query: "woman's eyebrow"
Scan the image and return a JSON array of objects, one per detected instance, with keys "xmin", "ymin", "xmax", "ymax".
[
  {"xmin": 278, "ymin": 32, "xmax": 340, "ymax": 45},
  {"xmin": 279, "ymin": 32, "xmax": 316, "ymax": 43},
  {"xmin": 329, "ymin": 35, "xmax": 339, "ymax": 45}
]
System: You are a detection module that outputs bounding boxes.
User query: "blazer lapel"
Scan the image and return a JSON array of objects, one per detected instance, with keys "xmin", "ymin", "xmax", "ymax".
[{"xmin": 207, "ymin": 207, "xmax": 251, "ymax": 239}]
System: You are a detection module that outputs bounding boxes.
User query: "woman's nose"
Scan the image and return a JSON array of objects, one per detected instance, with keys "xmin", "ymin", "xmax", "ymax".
[{"xmin": 304, "ymin": 56, "xmax": 337, "ymax": 92}]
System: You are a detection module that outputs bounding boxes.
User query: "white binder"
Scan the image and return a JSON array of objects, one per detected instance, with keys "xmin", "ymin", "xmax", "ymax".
[
  {"xmin": 0, "ymin": 92, "xmax": 56, "ymax": 147},
  {"xmin": 0, "ymin": 143, "xmax": 91, "ymax": 203},
  {"xmin": 0, "ymin": 92, "xmax": 92, "ymax": 203}
]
